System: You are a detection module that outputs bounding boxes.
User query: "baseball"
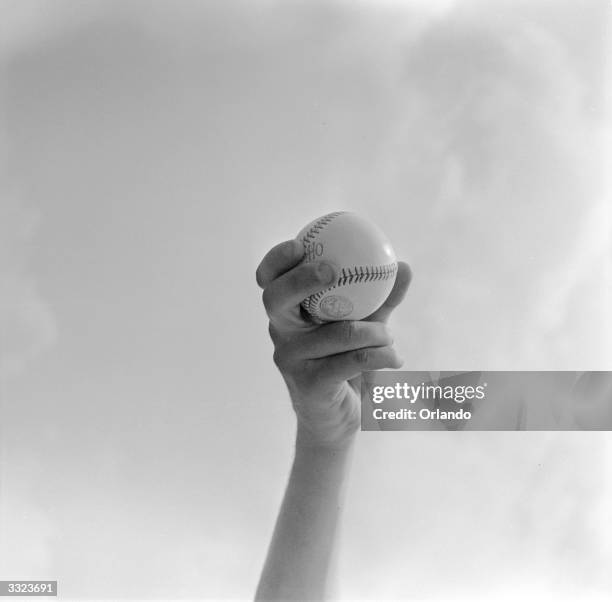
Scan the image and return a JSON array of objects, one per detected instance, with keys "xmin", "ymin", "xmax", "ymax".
[{"xmin": 296, "ymin": 211, "xmax": 398, "ymax": 322}]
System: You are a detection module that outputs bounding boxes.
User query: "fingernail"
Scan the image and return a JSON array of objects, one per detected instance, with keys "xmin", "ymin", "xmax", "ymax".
[{"xmin": 317, "ymin": 262, "xmax": 335, "ymax": 284}]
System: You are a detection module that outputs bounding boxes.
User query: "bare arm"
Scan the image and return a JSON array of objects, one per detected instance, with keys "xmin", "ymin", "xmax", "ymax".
[
  {"xmin": 255, "ymin": 430, "xmax": 354, "ymax": 601},
  {"xmin": 254, "ymin": 239, "xmax": 411, "ymax": 601}
]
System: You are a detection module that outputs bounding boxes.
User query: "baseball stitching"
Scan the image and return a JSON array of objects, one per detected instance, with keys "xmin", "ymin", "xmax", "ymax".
[
  {"xmin": 299, "ymin": 212, "xmax": 398, "ymax": 317},
  {"xmin": 302, "ymin": 262, "xmax": 398, "ymax": 315},
  {"xmin": 300, "ymin": 211, "xmax": 346, "ymax": 246}
]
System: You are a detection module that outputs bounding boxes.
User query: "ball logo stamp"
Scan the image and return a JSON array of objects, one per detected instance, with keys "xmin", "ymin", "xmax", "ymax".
[
  {"xmin": 320, "ymin": 295, "xmax": 353, "ymax": 319},
  {"xmin": 296, "ymin": 211, "xmax": 398, "ymax": 322}
]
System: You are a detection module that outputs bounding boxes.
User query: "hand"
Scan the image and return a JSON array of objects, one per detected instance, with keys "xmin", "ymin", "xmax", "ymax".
[{"xmin": 256, "ymin": 238, "xmax": 412, "ymax": 449}]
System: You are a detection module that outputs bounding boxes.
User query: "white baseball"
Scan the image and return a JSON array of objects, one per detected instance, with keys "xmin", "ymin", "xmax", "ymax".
[{"xmin": 296, "ymin": 211, "xmax": 398, "ymax": 322}]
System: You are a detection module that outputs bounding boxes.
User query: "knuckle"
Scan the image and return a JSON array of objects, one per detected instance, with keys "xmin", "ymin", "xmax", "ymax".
[
  {"xmin": 273, "ymin": 346, "xmax": 291, "ymax": 370},
  {"xmin": 255, "ymin": 265, "xmax": 265, "ymax": 288},
  {"xmin": 380, "ymin": 324, "xmax": 393, "ymax": 345},
  {"xmin": 339, "ymin": 320, "xmax": 356, "ymax": 344},
  {"xmin": 272, "ymin": 348, "xmax": 283, "ymax": 368},
  {"xmin": 353, "ymin": 348, "xmax": 370, "ymax": 365},
  {"xmin": 382, "ymin": 347, "xmax": 400, "ymax": 368},
  {"xmin": 368, "ymin": 322, "xmax": 391, "ymax": 346},
  {"xmin": 283, "ymin": 239, "xmax": 301, "ymax": 261},
  {"xmin": 261, "ymin": 287, "xmax": 274, "ymax": 315},
  {"xmin": 272, "ymin": 341, "xmax": 295, "ymax": 371}
]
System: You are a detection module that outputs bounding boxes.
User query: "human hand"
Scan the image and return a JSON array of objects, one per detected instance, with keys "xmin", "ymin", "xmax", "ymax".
[{"xmin": 256, "ymin": 238, "xmax": 411, "ymax": 449}]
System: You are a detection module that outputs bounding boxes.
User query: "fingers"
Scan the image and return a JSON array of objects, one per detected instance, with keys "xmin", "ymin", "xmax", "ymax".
[
  {"xmin": 314, "ymin": 345, "xmax": 403, "ymax": 383},
  {"xmin": 276, "ymin": 320, "xmax": 393, "ymax": 360},
  {"xmin": 255, "ymin": 239, "xmax": 304, "ymax": 289},
  {"xmin": 271, "ymin": 318, "xmax": 403, "ymax": 388},
  {"xmin": 262, "ymin": 260, "xmax": 337, "ymax": 321},
  {"xmin": 258, "ymin": 237, "xmax": 411, "ymax": 336},
  {"xmin": 365, "ymin": 261, "xmax": 412, "ymax": 323},
  {"xmin": 257, "ymin": 239, "xmax": 340, "ymax": 330}
]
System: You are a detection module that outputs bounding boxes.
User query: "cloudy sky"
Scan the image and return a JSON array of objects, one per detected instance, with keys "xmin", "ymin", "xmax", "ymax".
[{"xmin": 0, "ymin": 0, "xmax": 611, "ymax": 600}]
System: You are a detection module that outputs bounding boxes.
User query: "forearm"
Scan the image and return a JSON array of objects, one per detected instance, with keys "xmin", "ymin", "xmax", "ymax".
[{"xmin": 255, "ymin": 427, "xmax": 355, "ymax": 601}]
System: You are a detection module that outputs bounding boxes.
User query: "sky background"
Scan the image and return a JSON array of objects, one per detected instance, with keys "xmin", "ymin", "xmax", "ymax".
[{"xmin": 0, "ymin": 0, "xmax": 611, "ymax": 600}]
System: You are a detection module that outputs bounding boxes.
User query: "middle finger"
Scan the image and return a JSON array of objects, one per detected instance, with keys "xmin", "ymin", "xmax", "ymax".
[{"xmin": 280, "ymin": 320, "xmax": 393, "ymax": 360}]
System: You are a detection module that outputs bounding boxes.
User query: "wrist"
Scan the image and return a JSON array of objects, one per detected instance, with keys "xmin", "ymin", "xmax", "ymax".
[{"xmin": 295, "ymin": 423, "xmax": 357, "ymax": 453}]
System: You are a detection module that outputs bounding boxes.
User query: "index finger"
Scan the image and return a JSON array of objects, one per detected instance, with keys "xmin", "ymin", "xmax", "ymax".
[{"xmin": 255, "ymin": 239, "xmax": 303, "ymax": 289}]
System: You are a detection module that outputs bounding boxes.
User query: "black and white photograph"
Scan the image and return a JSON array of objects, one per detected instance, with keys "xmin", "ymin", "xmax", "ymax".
[{"xmin": 0, "ymin": 1, "xmax": 611, "ymax": 600}]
